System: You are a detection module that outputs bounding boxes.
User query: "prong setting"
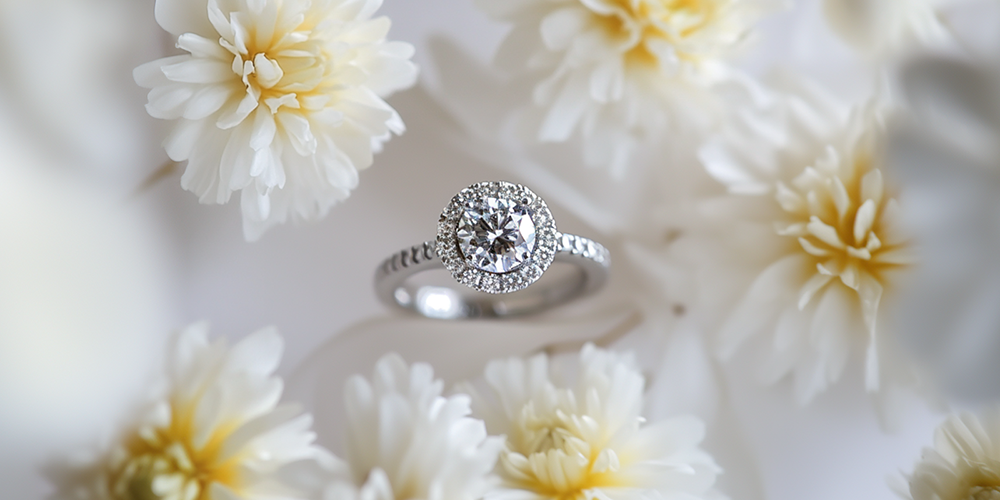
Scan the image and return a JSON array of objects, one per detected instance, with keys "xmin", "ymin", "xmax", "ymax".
[{"xmin": 437, "ymin": 181, "xmax": 558, "ymax": 294}]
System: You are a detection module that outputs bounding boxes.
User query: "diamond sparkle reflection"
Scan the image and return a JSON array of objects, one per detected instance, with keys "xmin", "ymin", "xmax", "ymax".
[{"xmin": 457, "ymin": 197, "xmax": 537, "ymax": 273}]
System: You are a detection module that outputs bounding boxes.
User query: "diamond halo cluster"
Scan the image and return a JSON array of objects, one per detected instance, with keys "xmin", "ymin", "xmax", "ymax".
[{"xmin": 437, "ymin": 182, "xmax": 559, "ymax": 294}]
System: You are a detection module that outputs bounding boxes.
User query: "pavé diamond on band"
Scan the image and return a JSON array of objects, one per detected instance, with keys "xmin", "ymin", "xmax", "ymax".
[{"xmin": 374, "ymin": 181, "xmax": 610, "ymax": 319}]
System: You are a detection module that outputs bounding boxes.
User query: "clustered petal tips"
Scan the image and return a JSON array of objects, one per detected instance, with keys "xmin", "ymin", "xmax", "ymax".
[
  {"xmin": 703, "ymin": 84, "xmax": 916, "ymax": 407},
  {"xmin": 463, "ymin": 344, "xmax": 721, "ymax": 500},
  {"xmin": 324, "ymin": 354, "xmax": 503, "ymax": 500},
  {"xmin": 477, "ymin": 0, "xmax": 782, "ymax": 173},
  {"xmin": 135, "ymin": 0, "xmax": 418, "ymax": 240},
  {"xmin": 905, "ymin": 408, "xmax": 1000, "ymax": 500},
  {"xmin": 48, "ymin": 322, "xmax": 326, "ymax": 500}
]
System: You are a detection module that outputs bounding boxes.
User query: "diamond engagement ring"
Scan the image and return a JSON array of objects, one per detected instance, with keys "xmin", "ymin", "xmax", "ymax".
[{"xmin": 375, "ymin": 181, "xmax": 610, "ymax": 319}]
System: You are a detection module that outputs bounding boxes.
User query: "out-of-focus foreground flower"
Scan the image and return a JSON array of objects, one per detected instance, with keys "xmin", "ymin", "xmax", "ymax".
[
  {"xmin": 312, "ymin": 353, "xmax": 502, "ymax": 500},
  {"xmin": 474, "ymin": 0, "xmax": 783, "ymax": 174},
  {"xmin": 903, "ymin": 407, "xmax": 1000, "ymax": 499},
  {"xmin": 462, "ymin": 343, "xmax": 722, "ymax": 500},
  {"xmin": 0, "ymin": 86, "xmax": 177, "ymax": 498},
  {"xmin": 49, "ymin": 322, "xmax": 326, "ymax": 500},
  {"xmin": 136, "ymin": 0, "xmax": 418, "ymax": 240},
  {"xmin": 699, "ymin": 78, "xmax": 921, "ymax": 418}
]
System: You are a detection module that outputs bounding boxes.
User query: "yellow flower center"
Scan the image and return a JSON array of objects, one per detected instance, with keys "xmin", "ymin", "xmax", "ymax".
[
  {"xmin": 968, "ymin": 485, "xmax": 1000, "ymax": 500},
  {"xmin": 220, "ymin": 7, "xmax": 335, "ymax": 114},
  {"xmin": 500, "ymin": 401, "xmax": 620, "ymax": 500},
  {"xmin": 647, "ymin": 0, "xmax": 721, "ymax": 38},
  {"xmin": 774, "ymin": 145, "xmax": 913, "ymax": 312},
  {"xmin": 594, "ymin": 0, "xmax": 731, "ymax": 67},
  {"xmin": 108, "ymin": 406, "xmax": 241, "ymax": 500},
  {"xmin": 961, "ymin": 461, "xmax": 1000, "ymax": 500}
]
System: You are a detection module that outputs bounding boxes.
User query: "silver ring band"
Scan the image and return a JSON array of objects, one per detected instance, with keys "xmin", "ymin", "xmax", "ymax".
[{"xmin": 375, "ymin": 233, "xmax": 609, "ymax": 319}]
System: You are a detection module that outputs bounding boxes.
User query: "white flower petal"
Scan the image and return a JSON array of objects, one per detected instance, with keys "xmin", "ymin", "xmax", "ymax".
[
  {"xmin": 220, "ymin": 122, "xmax": 255, "ymax": 191},
  {"xmin": 718, "ymin": 254, "xmax": 809, "ymax": 359},
  {"xmin": 276, "ymin": 112, "xmax": 317, "ymax": 156},
  {"xmin": 134, "ymin": 55, "xmax": 189, "ymax": 88},
  {"xmin": 539, "ymin": 74, "xmax": 591, "ymax": 142},
  {"xmin": 177, "ymin": 33, "xmax": 231, "ymax": 60},
  {"xmin": 227, "ymin": 326, "xmax": 283, "ymax": 375},
  {"xmin": 540, "ymin": 7, "xmax": 591, "ymax": 51},
  {"xmin": 797, "ymin": 271, "xmax": 833, "ymax": 310},
  {"xmin": 249, "ymin": 107, "xmax": 277, "ymax": 151},
  {"xmin": 146, "ymin": 84, "xmax": 196, "ymax": 120},
  {"xmin": 161, "ymin": 58, "xmax": 234, "ymax": 84},
  {"xmin": 217, "ymin": 92, "xmax": 259, "ymax": 130},
  {"xmin": 853, "ymin": 199, "xmax": 878, "ymax": 246},
  {"xmin": 183, "ymin": 84, "xmax": 233, "ymax": 120}
]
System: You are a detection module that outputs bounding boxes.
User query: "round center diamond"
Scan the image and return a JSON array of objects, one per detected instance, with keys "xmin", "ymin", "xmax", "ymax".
[{"xmin": 457, "ymin": 197, "xmax": 537, "ymax": 273}]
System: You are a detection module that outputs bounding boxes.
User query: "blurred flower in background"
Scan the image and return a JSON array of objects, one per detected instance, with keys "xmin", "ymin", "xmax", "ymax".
[
  {"xmin": 474, "ymin": 0, "xmax": 785, "ymax": 175},
  {"xmin": 0, "ymin": 0, "xmax": 164, "ymax": 185},
  {"xmin": 821, "ymin": 0, "xmax": 966, "ymax": 56},
  {"xmin": 698, "ymin": 77, "xmax": 923, "ymax": 421},
  {"xmin": 137, "ymin": 0, "xmax": 418, "ymax": 240},
  {"xmin": 312, "ymin": 354, "xmax": 502, "ymax": 500},
  {"xmin": 52, "ymin": 323, "xmax": 325, "ymax": 500},
  {"xmin": 0, "ymin": 87, "xmax": 176, "ymax": 500},
  {"xmin": 49, "ymin": 323, "xmax": 326, "ymax": 500},
  {"xmin": 902, "ymin": 407, "xmax": 1000, "ymax": 499},
  {"xmin": 462, "ymin": 344, "xmax": 723, "ymax": 500}
]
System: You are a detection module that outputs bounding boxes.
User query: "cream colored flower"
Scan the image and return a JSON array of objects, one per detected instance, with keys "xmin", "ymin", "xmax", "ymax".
[
  {"xmin": 462, "ymin": 343, "xmax": 721, "ymax": 500},
  {"xmin": 49, "ymin": 322, "xmax": 327, "ymax": 500},
  {"xmin": 701, "ymin": 79, "xmax": 918, "ymax": 407},
  {"xmin": 135, "ymin": 0, "xmax": 417, "ymax": 240},
  {"xmin": 905, "ymin": 408, "xmax": 1000, "ymax": 500},
  {"xmin": 822, "ymin": 0, "xmax": 962, "ymax": 55},
  {"xmin": 476, "ymin": 0, "xmax": 782, "ymax": 174},
  {"xmin": 319, "ymin": 353, "xmax": 503, "ymax": 500}
]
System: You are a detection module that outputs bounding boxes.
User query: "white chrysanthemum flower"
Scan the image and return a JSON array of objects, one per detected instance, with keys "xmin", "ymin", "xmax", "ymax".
[
  {"xmin": 49, "ymin": 322, "xmax": 326, "ymax": 500},
  {"xmin": 701, "ymin": 79, "xmax": 918, "ymax": 407},
  {"xmin": 135, "ymin": 0, "xmax": 417, "ymax": 240},
  {"xmin": 476, "ymin": 0, "xmax": 782, "ymax": 174},
  {"xmin": 904, "ymin": 408, "xmax": 1000, "ymax": 500},
  {"xmin": 319, "ymin": 353, "xmax": 503, "ymax": 500},
  {"xmin": 822, "ymin": 0, "xmax": 964, "ymax": 55},
  {"xmin": 462, "ymin": 343, "xmax": 721, "ymax": 500}
]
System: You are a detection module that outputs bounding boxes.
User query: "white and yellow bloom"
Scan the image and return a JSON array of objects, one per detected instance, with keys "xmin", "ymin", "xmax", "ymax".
[
  {"xmin": 320, "ymin": 353, "xmax": 503, "ymax": 500},
  {"xmin": 49, "ymin": 322, "xmax": 326, "ymax": 500},
  {"xmin": 135, "ymin": 0, "xmax": 417, "ymax": 240},
  {"xmin": 701, "ymin": 79, "xmax": 918, "ymax": 407},
  {"xmin": 462, "ymin": 343, "xmax": 721, "ymax": 500},
  {"xmin": 905, "ymin": 408, "xmax": 1000, "ymax": 500},
  {"xmin": 476, "ymin": 0, "xmax": 782, "ymax": 174}
]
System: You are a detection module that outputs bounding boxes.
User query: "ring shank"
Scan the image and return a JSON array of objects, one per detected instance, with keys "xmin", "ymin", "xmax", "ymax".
[{"xmin": 374, "ymin": 234, "xmax": 609, "ymax": 319}]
